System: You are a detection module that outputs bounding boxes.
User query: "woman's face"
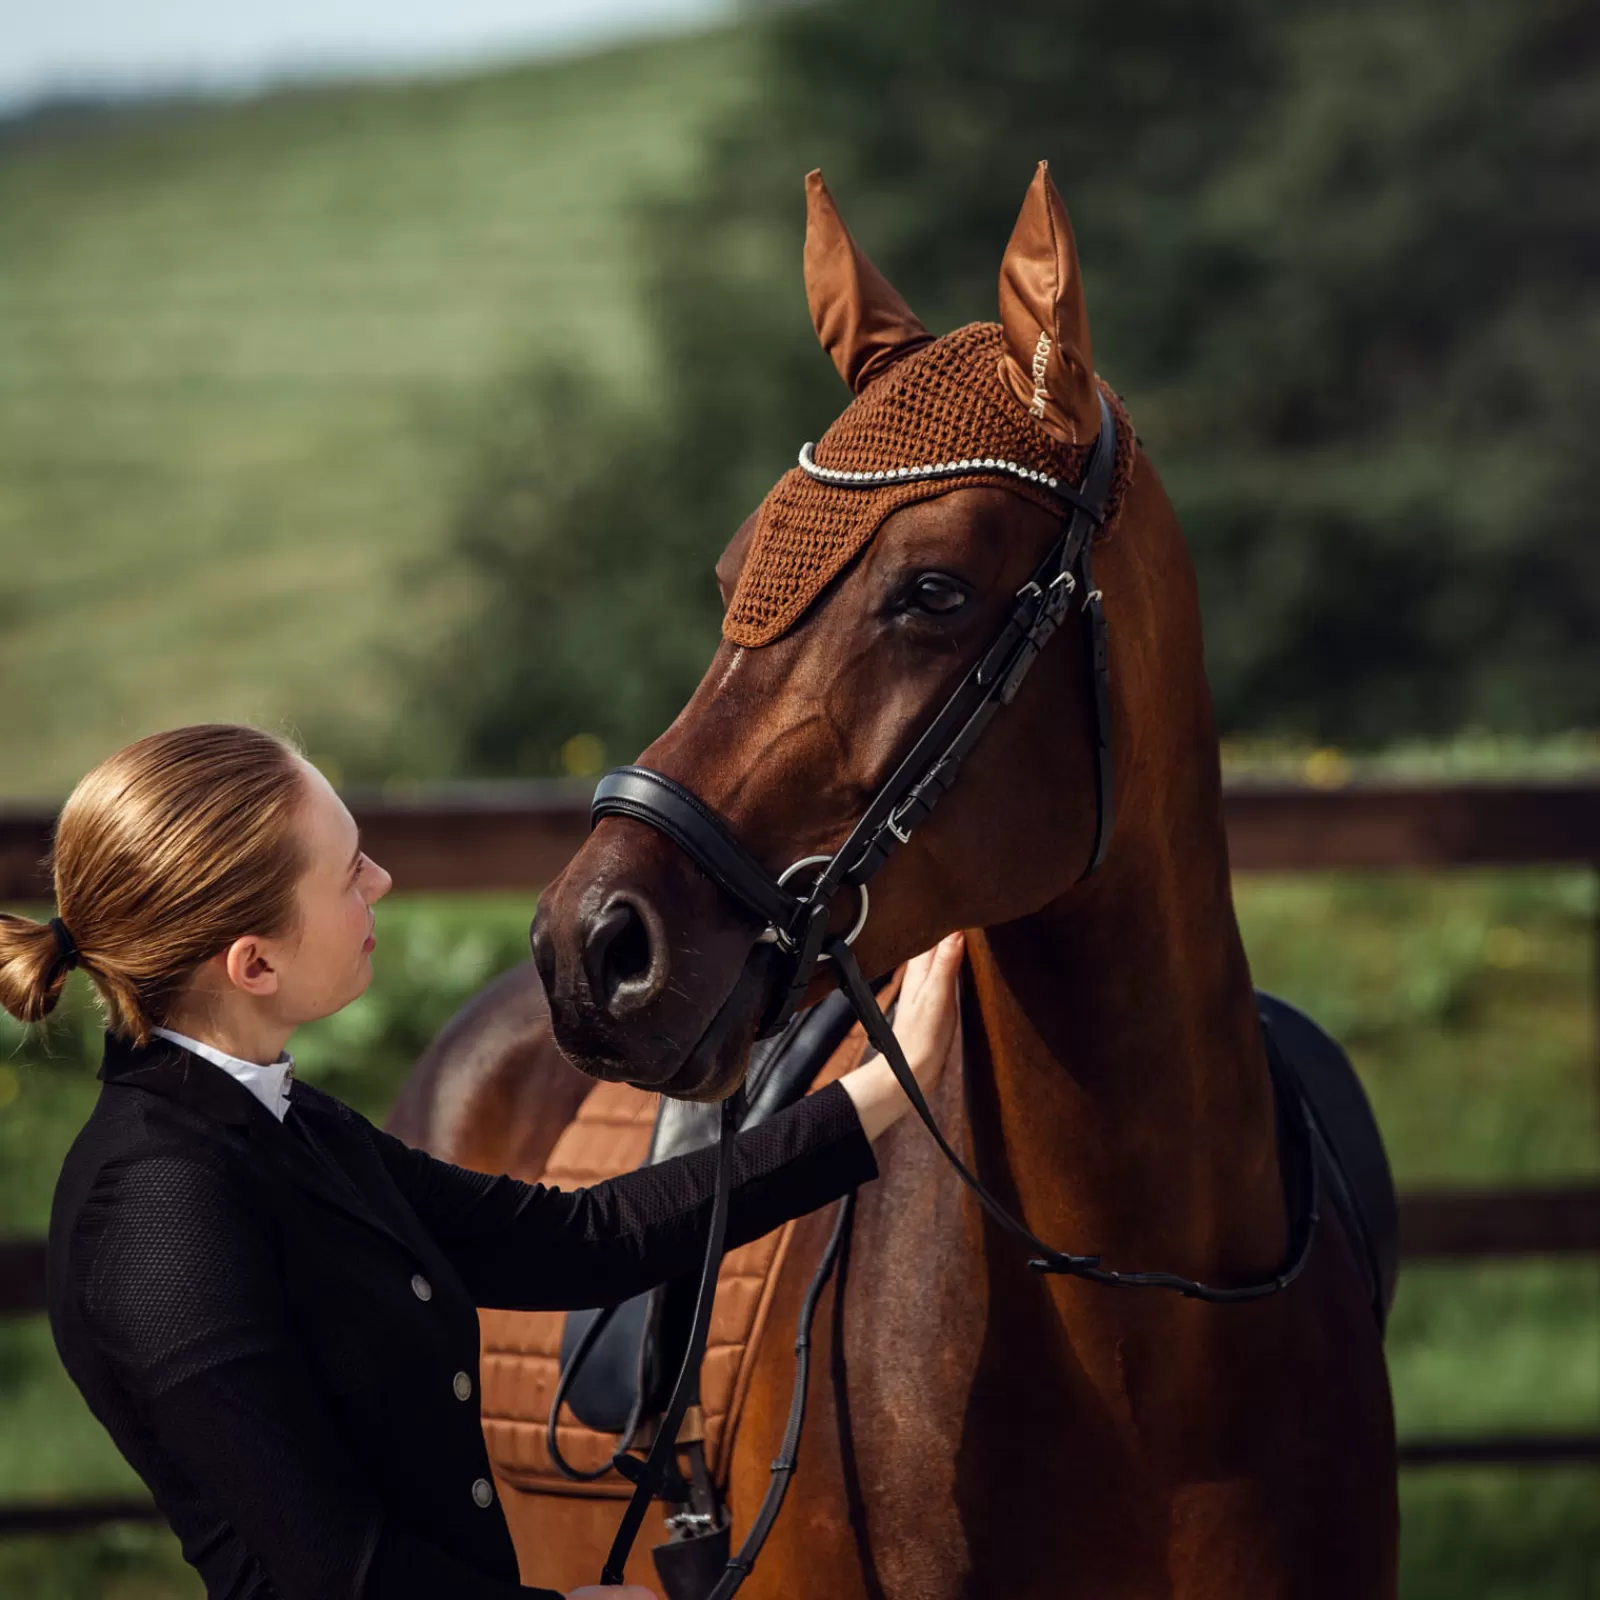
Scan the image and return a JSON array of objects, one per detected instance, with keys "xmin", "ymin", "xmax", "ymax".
[{"xmin": 273, "ymin": 759, "xmax": 393, "ymax": 1025}]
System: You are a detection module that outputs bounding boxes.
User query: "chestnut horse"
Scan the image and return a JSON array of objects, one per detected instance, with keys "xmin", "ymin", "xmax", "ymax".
[{"xmin": 390, "ymin": 165, "xmax": 1397, "ymax": 1598}]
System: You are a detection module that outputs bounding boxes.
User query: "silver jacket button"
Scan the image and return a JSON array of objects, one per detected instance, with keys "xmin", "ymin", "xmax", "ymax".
[
  {"xmin": 471, "ymin": 1477, "xmax": 494, "ymax": 1508},
  {"xmin": 452, "ymin": 1370, "xmax": 473, "ymax": 1402},
  {"xmin": 410, "ymin": 1273, "xmax": 432, "ymax": 1302}
]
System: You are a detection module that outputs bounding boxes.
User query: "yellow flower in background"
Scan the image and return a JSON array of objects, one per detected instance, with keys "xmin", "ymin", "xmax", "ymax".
[
  {"xmin": 561, "ymin": 734, "xmax": 607, "ymax": 779},
  {"xmin": 1302, "ymin": 748, "xmax": 1352, "ymax": 789}
]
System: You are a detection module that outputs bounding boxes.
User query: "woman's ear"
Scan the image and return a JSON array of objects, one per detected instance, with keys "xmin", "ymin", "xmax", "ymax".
[
  {"xmin": 997, "ymin": 161, "xmax": 1099, "ymax": 446},
  {"xmin": 224, "ymin": 937, "xmax": 281, "ymax": 998}
]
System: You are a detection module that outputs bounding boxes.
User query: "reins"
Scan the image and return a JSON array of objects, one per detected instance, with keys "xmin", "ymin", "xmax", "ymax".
[
  {"xmin": 827, "ymin": 933, "xmax": 1320, "ymax": 1299},
  {"xmin": 598, "ymin": 1090, "xmax": 740, "ymax": 1587},
  {"xmin": 581, "ymin": 390, "xmax": 1320, "ymax": 1590}
]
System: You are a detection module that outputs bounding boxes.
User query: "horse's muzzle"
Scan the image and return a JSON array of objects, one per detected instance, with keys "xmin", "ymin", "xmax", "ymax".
[{"xmin": 529, "ymin": 836, "xmax": 776, "ymax": 1097}]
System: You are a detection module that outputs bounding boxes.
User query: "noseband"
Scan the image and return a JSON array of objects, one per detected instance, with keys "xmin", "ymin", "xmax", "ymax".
[{"xmin": 584, "ymin": 392, "xmax": 1319, "ymax": 1590}]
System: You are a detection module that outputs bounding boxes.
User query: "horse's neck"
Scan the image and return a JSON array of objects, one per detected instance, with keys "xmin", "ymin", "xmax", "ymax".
[{"xmin": 963, "ymin": 812, "xmax": 1286, "ymax": 1289}]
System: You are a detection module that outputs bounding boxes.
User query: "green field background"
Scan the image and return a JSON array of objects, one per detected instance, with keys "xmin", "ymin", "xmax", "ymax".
[
  {"xmin": 1, "ymin": 18, "xmax": 1597, "ymax": 1600},
  {"xmin": 0, "ymin": 26, "xmax": 752, "ymax": 800}
]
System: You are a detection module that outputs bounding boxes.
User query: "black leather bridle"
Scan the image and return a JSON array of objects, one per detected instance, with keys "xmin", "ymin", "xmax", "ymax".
[
  {"xmin": 585, "ymin": 392, "xmax": 1320, "ymax": 1590},
  {"xmin": 596, "ymin": 392, "xmax": 1119, "ymax": 1042}
]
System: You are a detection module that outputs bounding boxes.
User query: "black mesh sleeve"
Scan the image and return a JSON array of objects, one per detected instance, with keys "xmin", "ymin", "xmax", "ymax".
[
  {"xmin": 71, "ymin": 1154, "xmax": 554, "ymax": 1600},
  {"xmin": 368, "ymin": 1080, "xmax": 877, "ymax": 1310}
]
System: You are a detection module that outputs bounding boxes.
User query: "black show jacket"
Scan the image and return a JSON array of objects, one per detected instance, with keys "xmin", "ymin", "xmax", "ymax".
[{"xmin": 47, "ymin": 1032, "xmax": 876, "ymax": 1600}]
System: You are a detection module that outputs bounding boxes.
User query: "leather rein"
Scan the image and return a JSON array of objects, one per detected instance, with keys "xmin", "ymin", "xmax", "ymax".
[{"xmin": 584, "ymin": 392, "xmax": 1320, "ymax": 1589}]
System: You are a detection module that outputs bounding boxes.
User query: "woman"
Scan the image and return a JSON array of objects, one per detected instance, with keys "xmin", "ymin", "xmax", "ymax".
[{"xmin": 1, "ymin": 724, "xmax": 963, "ymax": 1600}]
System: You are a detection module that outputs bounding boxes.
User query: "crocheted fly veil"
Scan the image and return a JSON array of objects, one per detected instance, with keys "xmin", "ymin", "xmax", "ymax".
[{"xmin": 724, "ymin": 163, "xmax": 1133, "ymax": 648}]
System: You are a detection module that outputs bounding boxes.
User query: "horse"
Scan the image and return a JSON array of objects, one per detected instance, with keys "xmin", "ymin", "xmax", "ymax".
[{"xmin": 389, "ymin": 162, "xmax": 1398, "ymax": 1599}]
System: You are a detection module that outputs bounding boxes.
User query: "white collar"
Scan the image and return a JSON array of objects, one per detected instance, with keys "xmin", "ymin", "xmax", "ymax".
[{"xmin": 150, "ymin": 1026, "xmax": 296, "ymax": 1123}]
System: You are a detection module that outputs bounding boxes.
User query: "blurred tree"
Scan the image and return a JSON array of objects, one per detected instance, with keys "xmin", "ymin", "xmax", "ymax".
[{"xmin": 410, "ymin": 0, "xmax": 1599, "ymax": 775}]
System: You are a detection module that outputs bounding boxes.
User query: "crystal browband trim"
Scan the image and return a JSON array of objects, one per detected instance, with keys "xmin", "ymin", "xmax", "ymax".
[{"xmin": 797, "ymin": 441, "xmax": 1091, "ymax": 509}]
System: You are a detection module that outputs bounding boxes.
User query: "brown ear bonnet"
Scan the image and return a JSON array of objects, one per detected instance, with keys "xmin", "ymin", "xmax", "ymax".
[{"xmin": 724, "ymin": 164, "xmax": 1134, "ymax": 649}]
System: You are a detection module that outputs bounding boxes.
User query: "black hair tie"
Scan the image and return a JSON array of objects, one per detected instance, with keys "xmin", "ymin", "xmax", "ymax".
[{"xmin": 47, "ymin": 916, "xmax": 80, "ymax": 974}]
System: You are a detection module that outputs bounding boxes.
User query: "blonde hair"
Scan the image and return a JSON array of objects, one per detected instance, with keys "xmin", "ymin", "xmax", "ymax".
[{"xmin": 0, "ymin": 725, "xmax": 311, "ymax": 1047}]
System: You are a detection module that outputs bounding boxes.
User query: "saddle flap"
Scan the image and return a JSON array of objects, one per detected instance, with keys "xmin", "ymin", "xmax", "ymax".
[
  {"xmin": 558, "ymin": 1292, "xmax": 656, "ymax": 1434},
  {"xmin": 1257, "ymin": 990, "xmax": 1398, "ymax": 1331}
]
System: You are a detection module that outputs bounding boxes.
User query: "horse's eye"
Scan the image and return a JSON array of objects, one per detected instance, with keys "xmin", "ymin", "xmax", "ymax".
[{"xmin": 910, "ymin": 573, "xmax": 969, "ymax": 615}]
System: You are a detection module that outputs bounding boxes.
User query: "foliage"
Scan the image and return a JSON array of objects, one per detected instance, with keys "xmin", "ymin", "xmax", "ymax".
[
  {"xmin": 417, "ymin": 0, "xmax": 1600, "ymax": 775},
  {"xmin": 0, "ymin": 1524, "xmax": 202, "ymax": 1600},
  {"xmin": 1398, "ymin": 1468, "xmax": 1600, "ymax": 1600}
]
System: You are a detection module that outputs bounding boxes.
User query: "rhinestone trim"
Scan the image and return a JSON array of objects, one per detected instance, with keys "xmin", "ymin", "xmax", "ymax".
[{"xmin": 798, "ymin": 441, "xmax": 1063, "ymax": 496}]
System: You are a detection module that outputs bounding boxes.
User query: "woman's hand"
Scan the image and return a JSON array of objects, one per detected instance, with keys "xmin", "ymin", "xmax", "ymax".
[{"xmin": 840, "ymin": 930, "xmax": 964, "ymax": 1141}]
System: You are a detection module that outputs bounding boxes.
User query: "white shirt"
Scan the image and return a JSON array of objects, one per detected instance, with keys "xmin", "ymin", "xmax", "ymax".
[{"xmin": 150, "ymin": 1026, "xmax": 296, "ymax": 1122}]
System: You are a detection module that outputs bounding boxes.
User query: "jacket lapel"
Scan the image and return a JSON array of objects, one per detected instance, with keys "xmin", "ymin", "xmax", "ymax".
[
  {"xmin": 278, "ymin": 1079, "xmax": 446, "ymax": 1268},
  {"xmin": 98, "ymin": 1032, "xmax": 424, "ymax": 1260}
]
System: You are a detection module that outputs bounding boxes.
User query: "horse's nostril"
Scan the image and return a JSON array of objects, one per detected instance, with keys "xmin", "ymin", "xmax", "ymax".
[
  {"xmin": 583, "ymin": 896, "xmax": 666, "ymax": 1017},
  {"xmin": 615, "ymin": 914, "xmax": 651, "ymax": 984}
]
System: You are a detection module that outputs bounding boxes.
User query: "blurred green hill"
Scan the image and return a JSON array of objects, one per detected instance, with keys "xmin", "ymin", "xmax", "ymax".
[{"xmin": 0, "ymin": 26, "xmax": 754, "ymax": 798}]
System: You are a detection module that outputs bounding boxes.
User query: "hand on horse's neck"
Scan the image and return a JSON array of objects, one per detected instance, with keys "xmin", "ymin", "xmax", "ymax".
[{"xmin": 962, "ymin": 814, "xmax": 1288, "ymax": 1289}]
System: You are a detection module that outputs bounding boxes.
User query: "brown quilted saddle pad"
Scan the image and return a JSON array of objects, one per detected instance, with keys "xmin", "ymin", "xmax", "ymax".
[{"xmin": 478, "ymin": 978, "xmax": 899, "ymax": 1500}]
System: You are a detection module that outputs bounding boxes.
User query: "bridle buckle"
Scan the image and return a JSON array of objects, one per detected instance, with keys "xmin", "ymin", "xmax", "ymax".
[{"xmin": 886, "ymin": 799, "xmax": 917, "ymax": 846}]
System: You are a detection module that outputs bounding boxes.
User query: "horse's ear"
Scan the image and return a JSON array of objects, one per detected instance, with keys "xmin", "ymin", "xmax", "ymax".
[
  {"xmin": 716, "ymin": 511, "xmax": 759, "ymax": 611},
  {"xmin": 997, "ymin": 162, "xmax": 1099, "ymax": 446},
  {"xmin": 805, "ymin": 170, "xmax": 933, "ymax": 393}
]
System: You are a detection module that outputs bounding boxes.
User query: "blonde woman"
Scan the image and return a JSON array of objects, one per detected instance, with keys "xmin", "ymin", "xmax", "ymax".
[{"xmin": 2, "ymin": 724, "xmax": 962, "ymax": 1600}]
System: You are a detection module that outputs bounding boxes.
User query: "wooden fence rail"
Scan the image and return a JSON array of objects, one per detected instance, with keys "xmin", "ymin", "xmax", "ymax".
[
  {"xmin": 3, "ymin": 777, "xmax": 1599, "ymax": 900},
  {"xmin": 1, "ymin": 779, "xmax": 1596, "ymax": 1531}
]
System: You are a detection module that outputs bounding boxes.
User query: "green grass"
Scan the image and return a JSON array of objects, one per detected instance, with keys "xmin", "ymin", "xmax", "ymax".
[
  {"xmin": 0, "ymin": 26, "xmax": 755, "ymax": 799},
  {"xmin": 1, "ymin": 872, "xmax": 1596, "ymax": 1595},
  {"xmin": 0, "ymin": 1524, "xmax": 202, "ymax": 1600},
  {"xmin": 1386, "ymin": 1261, "xmax": 1599, "ymax": 1441},
  {"xmin": 1398, "ymin": 1470, "xmax": 1600, "ymax": 1600},
  {"xmin": 1236, "ymin": 868, "xmax": 1599, "ymax": 1184}
]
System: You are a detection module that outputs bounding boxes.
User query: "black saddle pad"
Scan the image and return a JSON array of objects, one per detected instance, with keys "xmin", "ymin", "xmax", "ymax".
[
  {"xmin": 556, "ymin": 988, "xmax": 868, "ymax": 1433},
  {"xmin": 1258, "ymin": 990, "xmax": 1398, "ymax": 1332}
]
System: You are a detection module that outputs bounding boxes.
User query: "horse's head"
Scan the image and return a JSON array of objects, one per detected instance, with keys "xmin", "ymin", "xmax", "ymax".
[{"xmin": 532, "ymin": 163, "xmax": 1206, "ymax": 1098}]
